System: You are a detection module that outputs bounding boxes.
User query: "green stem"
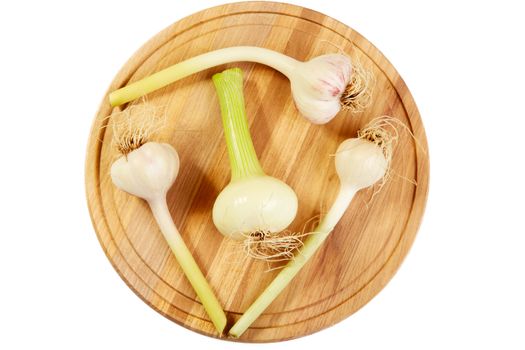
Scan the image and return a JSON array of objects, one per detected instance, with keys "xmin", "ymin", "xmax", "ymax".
[
  {"xmin": 228, "ymin": 186, "xmax": 357, "ymax": 338},
  {"xmin": 212, "ymin": 68, "xmax": 264, "ymax": 181},
  {"xmin": 149, "ymin": 198, "xmax": 227, "ymax": 334},
  {"xmin": 109, "ymin": 46, "xmax": 298, "ymax": 106}
]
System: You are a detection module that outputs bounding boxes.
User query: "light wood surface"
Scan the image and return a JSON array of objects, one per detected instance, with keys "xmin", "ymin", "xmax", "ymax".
[{"xmin": 85, "ymin": 1, "xmax": 429, "ymax": 342}]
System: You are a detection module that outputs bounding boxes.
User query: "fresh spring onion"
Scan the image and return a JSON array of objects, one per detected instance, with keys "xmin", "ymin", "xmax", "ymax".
[
  {"xmin": 109, "ymin": 46, "xmax": 371, "ymax": 124},
  {"xmin": 109, "ymin": 108, "xmax": 227, "ymax": 334},
  {"xmin": 228, "ymin": 119, "xmax": 393, "ymax": 338},
  {"xmin": 211, "ymin": 68, "xmax": 299, "ymax": 257}
]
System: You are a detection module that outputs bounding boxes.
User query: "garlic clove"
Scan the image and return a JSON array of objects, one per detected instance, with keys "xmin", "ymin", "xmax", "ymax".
[
  {"xmin": 110, "ymin": 142, "xmax": 180, "ymax": 201},
  {"xmin": 290, "ymin": 54, "xmax": 352, "ymax": 124}
]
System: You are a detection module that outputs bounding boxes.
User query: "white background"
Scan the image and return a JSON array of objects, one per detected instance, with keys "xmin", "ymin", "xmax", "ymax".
[{"xmin": 1, "ymin": 0, "xmax": 524, "ymax": 349}]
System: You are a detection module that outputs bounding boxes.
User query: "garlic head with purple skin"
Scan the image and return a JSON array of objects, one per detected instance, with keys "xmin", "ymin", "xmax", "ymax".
[
  {"xmin": 289, "ymin": 54, "xmax": 352, "ymax": 124},
  {"xmin": 109, "ymin": 46, "xmax": 371, "ymax": 124}
]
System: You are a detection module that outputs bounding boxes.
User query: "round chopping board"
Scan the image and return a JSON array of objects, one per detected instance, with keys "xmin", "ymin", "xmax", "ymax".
[{"xmin": 85, "ymin": 1, "xmax": 429, "ymax": 342}]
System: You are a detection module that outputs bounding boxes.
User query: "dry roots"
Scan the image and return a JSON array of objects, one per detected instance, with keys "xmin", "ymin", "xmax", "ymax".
[
  {"xmin": 357, "ymin": 116, "xmax": 400, "ymax": 167},
  {"xmin": 242, "ymin": 216, "xmax": 320, "ymax": 264},
  {"xmin": 357, "ymin": 115, "xmax": 421, "ymax": 193},
  {"xmin": 111, "ymin": 101, "xmax": 166, "ymax": 155},
  {"xmin": 340, "ymin": 57, "xmax": 374, "ymax": 113},
  {"xmin": 242, "ymin": 230, "xmax": 307, "ymax": 263}
]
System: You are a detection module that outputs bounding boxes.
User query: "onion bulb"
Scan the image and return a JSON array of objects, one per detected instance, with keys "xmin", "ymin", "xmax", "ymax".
[{"xmin": 211, "ymin": 68, "xmax": 299, "ymax": 258}]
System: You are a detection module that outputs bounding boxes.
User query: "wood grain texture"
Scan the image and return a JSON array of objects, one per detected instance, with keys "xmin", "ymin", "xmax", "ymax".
[{"xmin": 85, "ymin": 1, "xmax": 429, "ymax": 342}]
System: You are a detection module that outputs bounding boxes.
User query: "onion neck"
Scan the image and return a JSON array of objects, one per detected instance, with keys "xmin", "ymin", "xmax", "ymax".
[
  {"xmin": 212, "ymin": 68, "xmax": 264, "ymax": 181},
  {"xmin": 109, "ymin": 46, "xmax": 298, "ymax": 106}
]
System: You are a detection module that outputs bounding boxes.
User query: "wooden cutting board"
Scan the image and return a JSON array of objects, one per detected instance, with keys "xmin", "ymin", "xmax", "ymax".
[{"xmin": 85, "ymin": 1, "xmax": 429, "ymax": 342}]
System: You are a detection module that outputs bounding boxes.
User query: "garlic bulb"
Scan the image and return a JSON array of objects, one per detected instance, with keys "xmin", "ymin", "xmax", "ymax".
[
  {"xmin": 335, "ymin": 138, "xmax": 387, "ymax": 190},
  {"xmin": 110, "ymin": 142, "xmax": 179, "ymax": 202},
  {"xmin": 110, "ymin": 141, "xmax": 227, "ymax": 332},
  {"xmin": 109, "ymin": 46, "xmax": 369, "ymax": 124},
  {"xmin": 289, "ymin": 54, "xmax": 352, "ymax": 124}
]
